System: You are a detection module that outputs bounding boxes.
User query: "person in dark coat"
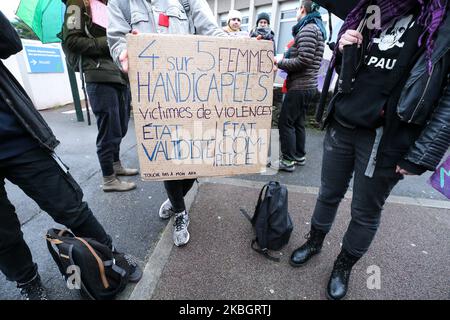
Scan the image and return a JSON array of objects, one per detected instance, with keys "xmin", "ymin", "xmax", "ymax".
[{"xmin": 0, "ymin": 11, "xmax": 141, "ymax": 300}]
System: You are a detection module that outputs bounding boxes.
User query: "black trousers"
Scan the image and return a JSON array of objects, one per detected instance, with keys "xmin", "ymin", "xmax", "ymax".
[
  {"xmin": 311, "ymin": 120, "xmax": 402, "ymax": 257},
  {"xmin": 0, "ymin": 148, "xmax": 111, "ymax": 284},
  {"xmin": 86, "ymin": 82, "xmax": 131, "ymax": 177},
  {"xmin": 278, "ymin": 89, "xmax": 316, "ymax": 161},
  {"xmin": 164, "ymin": 179, "xmax": 196, "ymax": 213}
]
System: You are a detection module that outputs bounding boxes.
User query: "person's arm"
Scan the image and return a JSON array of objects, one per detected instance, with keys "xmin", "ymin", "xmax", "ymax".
[
  {"xmin": 63, "ymin": 0, "xmax": 109, "ymax": 57},
  {"xmin": 399, "ymin": 72, "xmax": 450, "ymax": 175},
  {"xmin": 190, "ymin": 0, "xmax": 227, "ymax": 37},
  {"xmin": 0, "ymin": 11, "xmax": 23, "ymax": 59},
  {"xmin": 333, "ymin": 29, "xmax": 363, "ymax": 74},
  {"xmin": 107, "ymin": 0, "xmax": 131, "ymax": 70},
  {"xmin": 277, "ymin": 24, "xmax": 318, "ymax": 73}
]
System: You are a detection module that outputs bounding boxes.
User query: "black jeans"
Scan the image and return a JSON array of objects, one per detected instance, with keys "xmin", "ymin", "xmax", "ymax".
[
  {"xmin": 0, "ymin": 148, "xmax": 111, "ymax": 284},
  {"xmin": 311, "ymin": 120, "xmax": 402, "ymax": 258},
  {"xmin": 164, "ymin": 179, "xmax": 196, "ymax": 213},
  {"xmin": 86, "ymin": 82, "xmax": 131, "ymax": 177},
  {"xmin": 278, "ymin": 89, "xmax": 316, "ymax": 161}
]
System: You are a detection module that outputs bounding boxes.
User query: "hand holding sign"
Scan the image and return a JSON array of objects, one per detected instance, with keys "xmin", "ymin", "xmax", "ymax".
[{"xmin": 120, "ymin": 30, "xmax": 140, "ymax": 73}]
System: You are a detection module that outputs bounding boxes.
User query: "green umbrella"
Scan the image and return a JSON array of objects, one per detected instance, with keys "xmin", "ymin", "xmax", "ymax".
[{"xmin": 16, "ymin": 0, "xmax": 65, "ymax": 43}]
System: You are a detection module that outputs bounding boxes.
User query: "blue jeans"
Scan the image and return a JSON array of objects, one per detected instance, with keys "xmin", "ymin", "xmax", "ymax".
[
  {"xmin": 311, "ymin": 120, "xmax": 402, "ymax": 257},
  {"xmin": 86, "ymin": 83, "xmax": 131, "ymax": 176}
]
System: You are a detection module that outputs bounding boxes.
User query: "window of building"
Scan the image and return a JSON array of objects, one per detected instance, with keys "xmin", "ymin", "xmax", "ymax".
[
  {"xmin": 277, "ymin": 8, "xmax": 297, "ymax": 54},
  {"xmin": 240, "ymin": 16, "xmax": 250, "ymax": 31}
]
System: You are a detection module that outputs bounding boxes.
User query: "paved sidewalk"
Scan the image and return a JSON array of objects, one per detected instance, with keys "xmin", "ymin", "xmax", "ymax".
[
  {"xmin": 133, "ymin": 179, "xmax": 450, "ymax": 300},
  {"xmin": 1, "ymin": 104, "xmax": 448, "ymax": 300}
]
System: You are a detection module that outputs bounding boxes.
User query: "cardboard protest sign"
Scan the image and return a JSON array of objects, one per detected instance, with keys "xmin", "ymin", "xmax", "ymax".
[
  {"xmin": 127, "ymin": 34, "xmax": 274, "ymax": 181},
  {"xmin": 429, "ymin": 156, "xmax": 450, "ymax": 199}
]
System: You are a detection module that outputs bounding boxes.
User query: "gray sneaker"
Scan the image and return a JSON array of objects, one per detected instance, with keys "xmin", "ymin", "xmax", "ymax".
[
  {"xmin": 173, "ymin": 211, "xmax": 190, "ymax": 247},
  {"xmin": 277, "ymin": 159, "xmax": 296, "ymax": 172},
  {"xmin": 159, "ymin": 199, "xmax": 175, "ymax": 219}
]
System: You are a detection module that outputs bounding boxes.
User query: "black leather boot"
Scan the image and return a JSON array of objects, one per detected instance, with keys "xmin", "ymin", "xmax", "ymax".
[
  {"xmin": 290, "ymin": 225, "xmax": 327, "ymax": 267},
  {"xmin": 326, "ymin": 249, "xmax": 360, "ymax": 300}
]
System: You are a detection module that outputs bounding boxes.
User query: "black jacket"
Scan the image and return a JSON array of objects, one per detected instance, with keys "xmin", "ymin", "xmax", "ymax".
[
  {"xmin": 322, "ymin": 9, "xmax": 450, "ymax": 175},
  {"xmin": 0, "ymin": 11, "xmax": 59, "ymax": 152},
  {"xmin": 62, "ymin": 0, "xmax": 127, "ymax": 85},
  {"xmin": 277, "ymin": 23, "xmax": 325, "ymax": 91}
]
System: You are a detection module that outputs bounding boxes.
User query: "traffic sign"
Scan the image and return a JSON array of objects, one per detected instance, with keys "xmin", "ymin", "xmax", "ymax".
[{"xmin": 24, "ymin": 45, "xmax": 64, "ymax": 73}]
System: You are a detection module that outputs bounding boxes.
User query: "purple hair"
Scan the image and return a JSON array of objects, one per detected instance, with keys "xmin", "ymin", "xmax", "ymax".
[{"xmin": 332, "ymin": 0, "xmax": 449, "ymax": 73}]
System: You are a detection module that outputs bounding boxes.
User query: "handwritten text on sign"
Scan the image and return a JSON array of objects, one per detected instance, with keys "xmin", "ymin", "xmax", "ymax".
[{"xmin": 127, "ymin": 34, "xmax": 274, "ymax": 180}]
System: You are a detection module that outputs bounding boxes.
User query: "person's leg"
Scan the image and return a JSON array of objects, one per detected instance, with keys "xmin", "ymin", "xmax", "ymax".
[
  {"xmin": 87, "ymin": 83, "xmax": 119, "ymax": 177},
  {"xmin": 311, "ymin": 121, "xmax": 356, "ymax": 233},
  {"xmin": 278, "ymin": 90, "xmax": 301, "ymax": 162},
  {"xmin": 182, "ymin": 179, "xmax": 196, "ymax": 197},
  {"xmin": 294, "ymin": 90, "xmax": 315, "ymax": 163},
  {"xmin": 342, "ymin": 129, "xmax": 402, "ymax": 258},
  {"xmin": 87, "ymin": 83, "xmax": 136, "ymax": 190},
  {"xmin": 159, "ymin": 179, "xmax": 195, "ymax": 220},
  {"xmin": 163, "ymin": 179, "xmax": 193, "ymax": 247},
  {"xmin": 164, "ymin": 180, "xmax": 188, "ymax": 214},
  {"xmin": 113, "ymin": 85, "xmax": 131, "ymax": 162},
  {"xmin": 112, "ymin": 85, "xmax": 138, "ymax": 176},
  {"xmin": 290, "ymin": 121, "xmax": 356, "ymax": 266},
  {"xmin": 4, "ymin": 149, "xmax": 112, "ymax": 248},
  {"xmin": 0, "ymin": 175, "xmax": 37, "ymax": 284},
  {"xmin": 0, "ymin": 177, "xmax": 47, "ymax": 300},
  {"xmin": 326, "ymin": 127, "xmax": 402, "ymax": 300}
]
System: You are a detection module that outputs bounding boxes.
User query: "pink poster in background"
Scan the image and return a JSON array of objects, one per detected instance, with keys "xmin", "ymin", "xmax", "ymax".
[{"xmin": 90, "ymin": 0, "xmax": 108, "ymax": 29}]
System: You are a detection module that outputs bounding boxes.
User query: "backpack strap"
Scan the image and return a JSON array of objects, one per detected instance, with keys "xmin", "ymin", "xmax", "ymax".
[
  {"xmin": 251, "ymin": 240, "xmax": 280, "ymax": 262},
  {"xmin": 46, "ymin": 230, "xmax": 76, "ymax": 277},
  {"xmin": 239, "ymin": 208, "xmax": 252, "ymax": 222},
  {"xmin": 74, "ymin": 237, "xmax": 110, "ymax": 289},
  {"xmin": 46, "ymin": 234, "xmax": 67, "ymax": 276},
  {"xmin": 179, "ymin": 0, "xmax": 195, "ymax": 34},
  {"xmin": 253, "ymin": 184, "xmax": 270, "ymax": 221}
]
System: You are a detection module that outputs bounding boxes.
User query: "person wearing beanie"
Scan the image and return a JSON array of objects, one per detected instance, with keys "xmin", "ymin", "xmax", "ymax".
[
  {"xmin": 250, "ymin": 12, "xmax": 275, "ymax": 46},
  {"xmin": 223, "ymin": 9, "xmax": 248, "ymax": 37},
  {"xmin": 256, "ymin": 12, "xmax": 271, "ymax": 28}
]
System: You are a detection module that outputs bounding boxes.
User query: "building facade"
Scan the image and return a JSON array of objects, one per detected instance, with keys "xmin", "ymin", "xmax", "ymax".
[
  {"xmin": 206, "ymin": 0, "xmax": 343, "ymax": 58},
  {"xmin": 206, "ymin": 0, "xmax": 343, "ymax": 89}
]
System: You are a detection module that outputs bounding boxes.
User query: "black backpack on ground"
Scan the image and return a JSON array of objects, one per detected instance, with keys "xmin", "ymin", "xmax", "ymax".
[
  {"xmin": 241, "ymin": 181, "xmax": 294, "ymax": 262},
  {"xmin": 46, "ymin": 228, "xmax": 131, "ymax": 300}
]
